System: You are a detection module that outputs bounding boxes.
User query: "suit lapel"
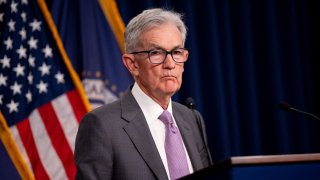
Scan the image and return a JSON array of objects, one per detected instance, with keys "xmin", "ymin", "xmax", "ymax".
[
  {"xmin": 173, "ymin": 105, "xmax": 203, "ymax": 171},
  {"xmin": 121, "ymin": 91, "xmax": 168, "ymax": 180}
]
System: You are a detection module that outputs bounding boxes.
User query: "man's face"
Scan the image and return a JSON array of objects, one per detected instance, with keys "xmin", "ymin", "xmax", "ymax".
[{"xmin": 133, "ymin": 23, "xmax": 186, "ymax": 102}]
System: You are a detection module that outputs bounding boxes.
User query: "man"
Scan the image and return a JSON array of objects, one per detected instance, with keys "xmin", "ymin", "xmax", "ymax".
[{"xmin": 74, "ymin": 8, "xmax": 212, "ymax": 180}]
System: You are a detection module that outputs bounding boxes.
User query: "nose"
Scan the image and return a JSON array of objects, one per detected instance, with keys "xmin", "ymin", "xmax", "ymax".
[{"xmin": 163, "ymin": 52, "xmax": 175, "ymax": 69}]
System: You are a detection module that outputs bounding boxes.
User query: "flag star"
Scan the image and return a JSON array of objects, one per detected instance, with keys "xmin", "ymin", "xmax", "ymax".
[
  {"xmin": 19, "ymin": 27, "xmax": 27, "ymax": 40},
  {"xmin": 27, "ymin": 73, "xmax": 33, "ymax": 84},
  {"xmin": 4, "ymin": 37, "xmax": 13, "ymax": 50},
  {"xmin": 36, "ymin": 81, "xmax": 48, "ymax": 94},
  {"xmin": 28, "ymin": 55, "xmax": 35, "ymax": 67},
  {"xmin": 0, "ymin": 73, "xmax": 8, "ymax": 86},
  {"xmin": 8, "ymin": 19, "xmax": 16, "ymax": 32},
  {"xmin": 0, "ymin": 94, "xmax": 3, "ymax": 105},
  {"xmin": 21, "ymin": 0, "xmax": 28, "ymax": 5},
  {"xmin": 7, "ymin": 100, "xmax": 19, "ymax": 113},
  {"xmin": 42, "ymin": 44, "xmax": 53, "ymax": 58},
  {"xmin": 0, "ymin": 13, "xmax": 4, "ymax": 22},
  {"xmin": 10, "ymin": 81, "xmax": 22, "ymax": 95},
  {"xmin": 28, "ymin": 36, "xmax": 38, "ymax": 49},
  {"xmin": 26, "ymin": 90, "xmax": 32, "ymax": 103},
  {"xmin": 21, "ymin": 12, "xmax": 27, "ymax": 22},
  {"xmin": 13, "ymin": 63, "xmax": 25, "ymax": 77},
  {"xmin": 0, "ymin": 0, "xmax": 6, "ymax": 5},
  {"xmin": 29, "ymin": 19, "xmax": 41, "ymax": 32},
  {"xmin": 16, "ymin": 45, "xmax": 27, "ymax": 59},
  {"xmin": 55, "ymin": 72, "xmax": 65, "ymax": 84},
  {"xmin": 38, "ymin": 62, "xmax": 51, "ymax": 76},
  {"xmin": 10, "ymin": 1, "xmax": 18, "ymax": 13},
  {"xmin": 0, "ymin": 55, "xmax": 11, "ymax": 68}
]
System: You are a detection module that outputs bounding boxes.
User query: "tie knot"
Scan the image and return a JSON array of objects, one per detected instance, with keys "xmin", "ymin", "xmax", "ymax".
[
  {"xmin": 159, "ymin": 110, "xmax": 173, "ymax": 125},
  {"xmin": 159, "ymin": 110, "xmax": 178, "ymax": 133}
]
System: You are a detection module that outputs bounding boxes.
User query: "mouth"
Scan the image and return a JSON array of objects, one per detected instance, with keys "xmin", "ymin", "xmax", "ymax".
[{"xmin": 161, "ymin": 75, "xmax": 177, "ymax": 79}]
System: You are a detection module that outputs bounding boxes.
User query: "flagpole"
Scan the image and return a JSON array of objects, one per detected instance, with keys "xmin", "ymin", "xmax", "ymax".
[
  {"xmin": 0, "ymin": 113, "xmax": 35, "ymax": 180},
  {"xmin": 98, "ymin": 0, "xmax": 126, "ymax": 53}
]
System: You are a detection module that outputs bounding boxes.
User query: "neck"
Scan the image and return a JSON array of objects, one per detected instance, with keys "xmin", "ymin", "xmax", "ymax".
[
  {"xmin": 154, "ymin": 96, "xmax": 170, "ymax": 110},
  {"xmin": 136, "ymin": 82, "xmax": 171, "ymax": 109}
]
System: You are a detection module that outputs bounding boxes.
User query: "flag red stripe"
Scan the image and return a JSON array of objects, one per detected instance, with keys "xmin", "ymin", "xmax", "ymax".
[
  {"xmin": 38, "ymin": 103, "xmax": 76, "ymax": 180},
  {"xmin": 16, "ymin": 118, "xmax": 49, "ymax": 180},
  {"xmin": 67, "ymin": 89, "xmax": 87, "ymax": 123}
]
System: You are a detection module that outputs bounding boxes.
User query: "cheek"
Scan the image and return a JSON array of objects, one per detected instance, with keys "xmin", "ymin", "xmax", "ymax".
[
  {"xmin": 177, "ymin": 66, "xmax": 184, "ymax": 81},
  {"xmin": 139, "ymin": 67, "xmax": 160, "ymax": 84},
  {"xmin": 176, "ymin": 76, "xmax": 183, "ymax": 87}
]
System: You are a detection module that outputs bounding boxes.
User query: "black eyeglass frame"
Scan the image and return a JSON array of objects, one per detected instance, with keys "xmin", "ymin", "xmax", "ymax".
[{"xmin": 129, "ymin": 48, "xmax": 189, "ymax": 64}]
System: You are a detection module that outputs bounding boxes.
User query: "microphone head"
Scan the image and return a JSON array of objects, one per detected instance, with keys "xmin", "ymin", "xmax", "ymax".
[
  {"xmin": 185, "ymin": 97, "xmax": 195, "ymax": 109},
  {"xmin": 277, "ymin": 102, "xmax": 293, "ymax": 112}
]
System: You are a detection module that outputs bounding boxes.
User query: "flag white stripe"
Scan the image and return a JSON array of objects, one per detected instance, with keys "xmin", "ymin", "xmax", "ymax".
[
  {"xmin": 9, "ymin": 126, "xmax": 33, "ymax": 174},
  {"xmin": 29, "ymin": 109, "xmax": 68, "ymax": 180},
  {"xmin": 51, "ymin": 94, "xmax": 79, "ymax": 152}
]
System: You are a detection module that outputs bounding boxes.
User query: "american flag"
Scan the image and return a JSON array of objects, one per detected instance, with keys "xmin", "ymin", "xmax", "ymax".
[{"xmin": 0, "ymin": 0, "xmax": 89, "ymax": 179}]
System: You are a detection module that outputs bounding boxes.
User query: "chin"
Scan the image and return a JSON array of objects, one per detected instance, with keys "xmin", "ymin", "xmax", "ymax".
[
  {"xmin": 163, "ymin": 85, "xmax": 180, "ymax": 95},
  {"xmin": 160, "ymin": 80, "xmax": 181, "ymax": 93}
]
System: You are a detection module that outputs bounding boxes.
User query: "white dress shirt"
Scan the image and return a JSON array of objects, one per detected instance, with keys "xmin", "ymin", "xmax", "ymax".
[{"xmin": 131, "ymin": 83, "xmax": 193, "ymax": 179}]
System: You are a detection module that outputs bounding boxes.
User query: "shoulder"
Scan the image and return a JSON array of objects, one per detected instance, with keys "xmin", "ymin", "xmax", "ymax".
[
  {"xmin": 172, "ymin": 101, "xmax": 191, "ymax": 112},
  {"xmin": 172, "ymin": 101, "xmax": 205, "ymax": 131},
  {"xmin": 172, "ymin": 101, "xmax": 202, "ymax": 118},
  {"xmin": 89, "ymin": 99, "xmax": 121, "ymax": 117},
  {"xmin": 78, "ymin": 99, "xmax": 123, "ymax": 133},
  {"xmin": 79, "ymin": 89, "xmax": 138, "ymax": 127},
  {"xmin": 85, "ymin": 88, "xmax": 135, "ymax": 119},
  {"xmin": 172, "ymin": 102, "xmax": 197, "ymax": 123}
]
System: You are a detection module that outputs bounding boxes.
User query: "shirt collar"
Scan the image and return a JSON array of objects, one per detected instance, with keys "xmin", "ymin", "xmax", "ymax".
[{"xmin": 131, "ymin": 82, "xmax": 172, "ymax": 125}]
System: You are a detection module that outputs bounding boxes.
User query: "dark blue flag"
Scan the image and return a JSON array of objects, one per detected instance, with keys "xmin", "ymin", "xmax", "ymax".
[{"xmin": 51, "ymin": 0, "xmax": 133, "ymax": 109}]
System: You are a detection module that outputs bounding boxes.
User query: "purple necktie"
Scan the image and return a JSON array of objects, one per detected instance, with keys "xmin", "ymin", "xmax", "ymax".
[{"xmin": 159, "ymin": 110, "xmax": 190, "ymax": 180}]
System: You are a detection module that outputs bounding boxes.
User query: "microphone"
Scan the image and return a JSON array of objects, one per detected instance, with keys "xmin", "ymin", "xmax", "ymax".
[
  {"xmin": 277, "ymin": 102, "xmax": 320, "ymax": 121},
  {"xmin": 185, "ymin": 97, "xmax": 195, "ymax": 110},
  {"xmin": 185, "ymin": 97, "xmax": 213, "ymax": 164}
]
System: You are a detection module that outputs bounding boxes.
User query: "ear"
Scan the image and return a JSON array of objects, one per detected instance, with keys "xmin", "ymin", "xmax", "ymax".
[{"xmin": 122, "ymin": 54, "xmax": 139, "ymax": 76}]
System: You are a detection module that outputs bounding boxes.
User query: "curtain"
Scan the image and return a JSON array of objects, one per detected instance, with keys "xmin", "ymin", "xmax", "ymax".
[{"xmin": 116, "ymin": 0, "xmax": 320, "ymax": 161}]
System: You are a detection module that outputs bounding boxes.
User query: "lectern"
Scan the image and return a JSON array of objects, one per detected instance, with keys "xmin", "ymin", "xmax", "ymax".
[{"xmin": 181, "ymin": 153, "xmax": 320, "ymax": 180}]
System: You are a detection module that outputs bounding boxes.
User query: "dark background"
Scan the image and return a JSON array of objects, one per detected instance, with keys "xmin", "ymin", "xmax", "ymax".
[{"xmin": 116, "ymin": 0, "xmax": 320, "ymax": 162}]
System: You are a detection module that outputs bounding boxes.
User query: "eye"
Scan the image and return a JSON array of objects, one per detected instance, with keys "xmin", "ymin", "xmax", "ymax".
[
  {"xmin": 149, "ymin": 50, "xmax": 163, "ymax": 56},
  {"xmin": 172, "ymin": 49, "xmax": 184, "ymax": 55}
]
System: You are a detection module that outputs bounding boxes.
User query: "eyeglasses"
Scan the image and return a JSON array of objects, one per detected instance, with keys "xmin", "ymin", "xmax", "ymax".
[{"xmin": 130, "ymin": 48, "xmax": 189, "ymax": 64}]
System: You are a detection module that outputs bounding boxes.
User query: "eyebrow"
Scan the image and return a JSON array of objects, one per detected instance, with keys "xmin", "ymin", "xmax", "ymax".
[{"xmin": 146, "ymin": 43, "xmax": 182, "ymax": 51}]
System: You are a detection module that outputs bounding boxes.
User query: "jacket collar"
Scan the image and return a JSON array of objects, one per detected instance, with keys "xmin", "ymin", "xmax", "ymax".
[
  {"xmin": 120, "ymin": 89, "xmax": 204, "ymax": 178},
  {"xmin": 120, "ymin": 89, "xmax": 169, "ymax": 180}
]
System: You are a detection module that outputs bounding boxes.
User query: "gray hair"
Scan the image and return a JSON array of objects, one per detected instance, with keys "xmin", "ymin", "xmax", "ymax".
[{"xmin": 124, "ymin": 8, "xmax": 187, "ymax": 53}]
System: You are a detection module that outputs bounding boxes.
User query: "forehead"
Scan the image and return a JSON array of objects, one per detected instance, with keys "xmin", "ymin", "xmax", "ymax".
[{"xmin": 139, "ymin": 23, "xmax": 183, "ymax": 49}]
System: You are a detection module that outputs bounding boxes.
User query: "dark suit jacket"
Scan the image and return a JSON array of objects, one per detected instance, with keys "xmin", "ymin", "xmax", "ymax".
[{"xmin": 74, "ymin": 89, "xmax": 212, "ymax": 180}]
